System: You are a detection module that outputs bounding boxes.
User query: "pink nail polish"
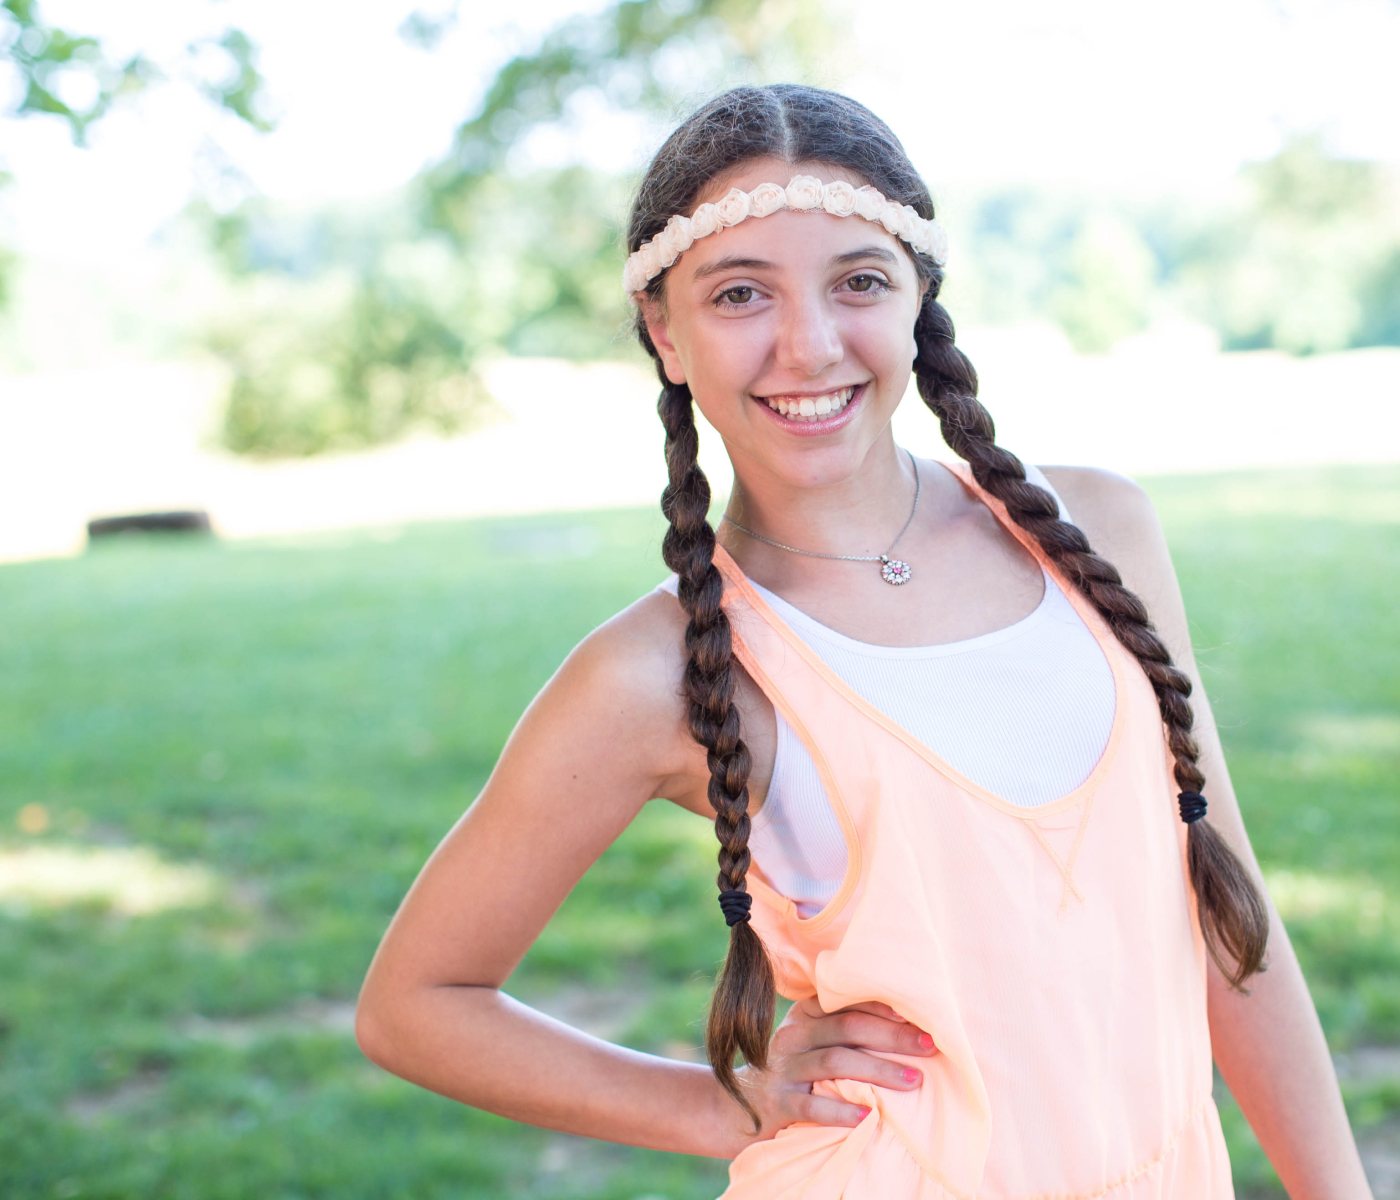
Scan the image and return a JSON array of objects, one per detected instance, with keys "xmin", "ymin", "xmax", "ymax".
[
  {"xmin": 902, "ymin": 1067, "xmax": 921, "ymax": 1084},
  {"xmin": 917, "ymin": 1033, "xmax": 934, "ymax": 1050}
]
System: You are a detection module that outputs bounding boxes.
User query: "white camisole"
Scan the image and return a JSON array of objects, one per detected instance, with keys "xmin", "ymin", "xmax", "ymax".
[{"xmin": 655, "ymin": 462, "xmax": 1117, "ymax": 916}]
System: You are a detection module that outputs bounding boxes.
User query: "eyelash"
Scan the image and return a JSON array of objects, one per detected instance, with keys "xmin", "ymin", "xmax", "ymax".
[{"xmin": 711, "ymin": 273, "xmax": 894, "ymax": 310}]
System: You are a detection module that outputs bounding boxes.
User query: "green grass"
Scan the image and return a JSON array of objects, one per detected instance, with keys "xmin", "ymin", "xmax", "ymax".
[{"xmin": 1, "ymin": 465, "xmax": 1395, "ymax": 1198}]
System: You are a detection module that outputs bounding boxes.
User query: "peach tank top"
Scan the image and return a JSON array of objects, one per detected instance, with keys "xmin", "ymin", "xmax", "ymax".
[{"xmin": 715, "ymin": 461, "xmax": 1233, "ymax": 1199}]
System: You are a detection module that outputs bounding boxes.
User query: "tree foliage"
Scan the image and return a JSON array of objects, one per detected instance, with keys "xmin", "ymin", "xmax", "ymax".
[
  {"xmin": 194, "ymin": 196, "xmax": 487, "ymax": 458},
  {"xmin": 0, "ymin": 1, "xmax": 272, "ymax": 311},
  {"xmin": 418, "ymin": 0, "xmax": 845, "ymax": 242},
  {"xmin": 1, "ymin": 0, "xmax": 157, "ymax": 145},
  {"xmin": 0, "ymin": 0, "xmax": 271, "ymax": 144},
  {"xmin": 1181, "ymin": 134, "xmax": 1400, "ymax": 355}
]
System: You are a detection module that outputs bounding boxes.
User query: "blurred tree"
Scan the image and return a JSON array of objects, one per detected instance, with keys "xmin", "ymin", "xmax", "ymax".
[
  {"xmin": 948, "ymin": 188, "xmax": 1161, "ymax": 352},
  {"xmin": 1178, "ymin": 134, "xmax": 1400, "ymax": 355},
  {"xmin": 950, "ymin": 187, "xmax": 1078, "ymax": 328},
  {"xmin": 0, "ymin": 0, "xmax": 271, "ymax": 309},
  {"xmin": 1049, "ymin": 211, "xmax": 1157, "ymax": 353},
  {"xmin": 419, "ymin": 0, "xmax": 843, "ymax": 235},
  {"xmin": 211, "ymin": 270, "xmax": 484, "ymax": 460},
  {"xmin": 0, "ymin": 1, "xmax": 271, "ymax": 142},
  {"xmin": 196, "ymin": 196, "xmax": 487, "ymax": 458},
  {"xmin": 1, "ymin": 0, "xmax": 158, "ymax": 145}
]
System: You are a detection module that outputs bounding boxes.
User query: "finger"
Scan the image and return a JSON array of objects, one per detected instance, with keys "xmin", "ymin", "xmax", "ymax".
[
  {"xmin": 796, "ymin": 1045, "xmax": 925, "ymax": 1093},
  {"xmin": 803, "ymin": 1009, "xmax": 939, "ymax": 1058},
  {"xmin": 799, "ymin": 999, "xmax": 904, "ymax": 1022},
  {"xmin": 786, "ymin": 999, "xmax": 938, "ymax": 1056},
  {"xmin": 792, "ymin": 996, "xmax": 831, "ymax": 1020},
  {"xmin": 842, "ymin": 1001, "xmax": 908, "ymax": 1022},
  {"xmin": 792, "ymin": 1093, "xmax": 874, "ymax": 1129}
]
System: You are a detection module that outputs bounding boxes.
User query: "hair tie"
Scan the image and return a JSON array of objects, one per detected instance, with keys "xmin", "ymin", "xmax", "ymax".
[
  {"xmin": 1178, "ymin": 791, "xmax": 1208, "ymax": 824},
  {"xmin": 718, "ymin": 889, "xmax": 753, "ymax": 927}
]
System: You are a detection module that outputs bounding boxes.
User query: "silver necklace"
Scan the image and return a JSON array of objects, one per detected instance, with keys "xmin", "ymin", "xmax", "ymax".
[{"xmin": 720, "ymin": 449, "xmax": 921, "ymax": 586}]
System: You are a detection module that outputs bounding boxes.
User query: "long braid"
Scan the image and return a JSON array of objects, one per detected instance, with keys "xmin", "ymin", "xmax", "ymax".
[
  {"xmin": 911, "ymin": 295, "xmax": 1270, "ymax": 989},
  {"xmin": 656, "ymin": 372, "xmax": 775, "ymax": 1131}
]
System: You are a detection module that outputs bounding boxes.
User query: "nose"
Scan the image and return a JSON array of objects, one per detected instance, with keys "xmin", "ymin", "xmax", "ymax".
[{"xmin": 775, "ymin": 293, "xmax": 844, "ymax": 376}]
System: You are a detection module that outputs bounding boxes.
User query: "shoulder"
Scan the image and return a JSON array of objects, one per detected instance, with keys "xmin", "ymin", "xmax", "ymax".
[
  {"xmin": 563, "ymin": 585, "xmax": 689, "ymax": 727},
  {"xmin": 1039, "ymin": 464, "xmax": 1157, "ymax": 551},
  {"xmin": 1038, "ymin": 463, "xmax": 1194, "ymax": 667},
  {"xmin": 461, "ymin": 582, "xmax": 706, "ymax": 824},
  {"xmin": 1039, "ymin": 465, "xmax": 1167, "ymax": 577}
]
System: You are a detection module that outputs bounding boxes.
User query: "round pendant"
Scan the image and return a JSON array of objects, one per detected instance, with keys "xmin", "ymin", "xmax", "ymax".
[{"xmin": 880, "ymin": 555, "xmax": 912, "ymax": 585}]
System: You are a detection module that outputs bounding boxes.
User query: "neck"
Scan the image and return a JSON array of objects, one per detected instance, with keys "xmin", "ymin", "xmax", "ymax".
[{"xmin": 718, "ymin": 440, "xmax": 919, "ymax": 566}]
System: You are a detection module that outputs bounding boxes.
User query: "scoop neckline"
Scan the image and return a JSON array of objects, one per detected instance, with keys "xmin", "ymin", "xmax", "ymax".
[
  {"xmin": 744, "ymin": 565, "xmax": 1057, "ymax": 659},
  {"xmin": 709, "ymin": 460, "xmax": 1132, "ymax": 826}
]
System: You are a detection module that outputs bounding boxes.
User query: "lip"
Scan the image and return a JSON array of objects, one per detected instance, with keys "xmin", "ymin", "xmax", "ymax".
[{"xmin": 752, "ymin": 383, "xmax": 867, "ymax": 436}]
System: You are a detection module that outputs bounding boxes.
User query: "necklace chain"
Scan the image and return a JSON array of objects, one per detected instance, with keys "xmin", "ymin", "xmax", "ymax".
[{"xmin": 720, "ymin": 449, "xmax": 921, "ymax": 585}]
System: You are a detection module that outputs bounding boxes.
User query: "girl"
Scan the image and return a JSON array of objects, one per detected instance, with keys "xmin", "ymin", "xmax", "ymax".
[{"xmin": 356, "ymin": 85, "xmax": 1371, "ymax": 1197}]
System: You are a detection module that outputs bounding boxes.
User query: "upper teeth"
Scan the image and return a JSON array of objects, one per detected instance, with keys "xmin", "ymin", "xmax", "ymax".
[{"xmin": 762, "ymin": 386, "xmax": 856, "ymax": 420}]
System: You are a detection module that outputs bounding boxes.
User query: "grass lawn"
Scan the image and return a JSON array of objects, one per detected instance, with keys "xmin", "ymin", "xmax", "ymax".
[{"xmin": 1, "ymin": 464, "xmax": 1396, "ymax": 1199}]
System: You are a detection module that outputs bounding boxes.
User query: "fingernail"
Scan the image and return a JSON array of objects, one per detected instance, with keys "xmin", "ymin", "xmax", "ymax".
[
  {"xmin": 855, "ymin": 1105, "xmax": 872, "ymax": 1120},
  {"xmin": 917, "ymin": 1033, "xmax": 935, "ymax": 1051},
  {"xmin": 901, "ymin": 1068, "xmax": 921, "ymax": 1084}
]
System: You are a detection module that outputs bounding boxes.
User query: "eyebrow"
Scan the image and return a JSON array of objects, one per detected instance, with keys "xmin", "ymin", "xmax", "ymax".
[{"xmin": 690, "ymin": 245, "xmax": 900, "ymax": 282}]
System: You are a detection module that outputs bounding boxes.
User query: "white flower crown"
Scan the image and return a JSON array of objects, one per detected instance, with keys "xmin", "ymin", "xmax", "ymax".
[{"xmin": 622, "ymin": 174, "xmax": 948, "ymax": 298}]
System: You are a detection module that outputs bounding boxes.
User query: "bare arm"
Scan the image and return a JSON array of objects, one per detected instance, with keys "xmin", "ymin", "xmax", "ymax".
[
  {"xmin": 356, "ymin": 587, "xmax": 943, "ymax": 1160},
  {"xmin": 1048, "ymin": 465, "xmax": 1373, "ymax": 1200},
  {"xmin": 354, "ymin": 596, "xmax": 746, "ymax": 1158}
]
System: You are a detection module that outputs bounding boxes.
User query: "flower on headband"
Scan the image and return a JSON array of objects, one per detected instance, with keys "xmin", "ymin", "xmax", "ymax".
[
  {"xmin": 623, "ymin": 257, "xmax": 648, "ymax": 293},
  {"xmin": 821, "ymin": 180, "xmax": 858, "ymax": 217},
  {"xmin": 879, "ymin": 202, "xmax": 913, "ymax": 242},
  {"xmin": 898, "ymin": 204, "xmax": 924, "ymax": 245},
  {"xmin": 853, "ymin": 185, "xmax": 885, "ymax": 223},
  {"xmin": 715, "ymin": 187, "xmax": 753, "ymax": 228},
  {"xmin": 659, "ymin": 214, "xmax": 695, "ymax": 256},
  {"xmin": 638, "ymin": 239, "xmax": 668, "ymax": 279},
  {"xmin": 785, "ymin": 175, "xmax": 824, "ymax": 211},
  {"xmin": 750, "ymin": 181, "xmax": 787, "ymax": 217},
  {"xmin": 689, "ymin": 202, "xmax": 721, "ymax": 239},
  {"xmin": 927, "ymin": 221, "xmax": 950, "ymax": 264}
]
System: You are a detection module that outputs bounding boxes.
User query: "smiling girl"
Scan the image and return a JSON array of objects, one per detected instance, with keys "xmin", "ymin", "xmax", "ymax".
[{"xmin": 356, "ymin": 85, "xmax": 1370, "ymax": 1198}]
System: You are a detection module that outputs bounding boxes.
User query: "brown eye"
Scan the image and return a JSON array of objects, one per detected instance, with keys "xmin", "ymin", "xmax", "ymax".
[
  {"xmin": 847, "ymin": 274, "xmax": 881, "ymax": 293},
  {"xmin": 718, "ymin": 286, "xmax": 755, "ymax": 306}
]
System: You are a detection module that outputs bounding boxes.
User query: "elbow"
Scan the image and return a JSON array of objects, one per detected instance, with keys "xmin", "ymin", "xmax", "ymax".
[{"xmin": 354, "ymin": 987, "xmax": 401, "ymax": 1072}]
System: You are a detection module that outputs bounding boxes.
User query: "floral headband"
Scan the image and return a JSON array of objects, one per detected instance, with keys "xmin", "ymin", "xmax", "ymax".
[{"xmin": 622, "ymin": 174, "xmax": 948, "ymax": 298}]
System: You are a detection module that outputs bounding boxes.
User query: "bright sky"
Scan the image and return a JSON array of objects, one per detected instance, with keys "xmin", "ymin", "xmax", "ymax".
[{"xmin": 0, "ymin": 0, "xmax": 1396, "ymax": 264}]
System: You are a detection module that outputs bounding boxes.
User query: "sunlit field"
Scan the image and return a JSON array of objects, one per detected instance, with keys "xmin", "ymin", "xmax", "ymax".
[{"xmin": 1, "ymin": 466, "xmax": 1396, "ymax": 1199}]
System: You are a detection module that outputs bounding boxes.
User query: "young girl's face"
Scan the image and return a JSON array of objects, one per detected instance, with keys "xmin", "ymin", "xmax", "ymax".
[{"xmin": 642, "ymin": 156, "xmax": 926, "ymax": 490}]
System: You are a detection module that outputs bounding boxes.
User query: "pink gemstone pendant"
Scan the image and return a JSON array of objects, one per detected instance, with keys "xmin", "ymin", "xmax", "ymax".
[{"xmin": 880, "ymin": 555, "xmax": 912, "ymax": 585}]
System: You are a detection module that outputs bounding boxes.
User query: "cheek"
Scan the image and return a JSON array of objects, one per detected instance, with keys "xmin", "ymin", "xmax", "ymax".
[
  {"xmin": 854, "ymin": 315, "xmax": 919, "ymax": 374},
  {"xmin": 690, "ymin": 325, "xmax": 764, "ymax": 387}
]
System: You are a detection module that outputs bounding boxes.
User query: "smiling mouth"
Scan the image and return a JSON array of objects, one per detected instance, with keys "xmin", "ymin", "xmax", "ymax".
[{"xmin": 755, "ymin": 384, "xmax": 859, "ymax": 422}]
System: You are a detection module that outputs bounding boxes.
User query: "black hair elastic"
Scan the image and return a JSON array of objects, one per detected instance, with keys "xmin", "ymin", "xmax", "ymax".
[
  {"xmin": 718, "ymin": 889, "xmax": 753, "ymax": 927},
  {"xmin": 1178, "ymin": 791, "xmax": 1208, "ymax": 825}
]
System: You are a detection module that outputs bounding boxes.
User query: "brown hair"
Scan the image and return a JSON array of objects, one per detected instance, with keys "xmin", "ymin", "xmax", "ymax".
[{"xmin": 628, "ymin": 84, "xmax": 1269, "ymax": 1131}]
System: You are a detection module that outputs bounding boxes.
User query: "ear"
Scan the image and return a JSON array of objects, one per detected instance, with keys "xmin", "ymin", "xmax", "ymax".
[{"xmin": 640, "ymin": 297, "xmax": 687, "ymax": 386}]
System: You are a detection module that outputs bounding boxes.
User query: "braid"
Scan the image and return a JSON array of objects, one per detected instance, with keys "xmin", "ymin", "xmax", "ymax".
[
  {"xmin": 910, "ymin": 294, "xmax": 1270, "ymax": 989},
  {"xmin": 656, "ymin": 372, "xmax": 776, "ymax": 1131}
]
